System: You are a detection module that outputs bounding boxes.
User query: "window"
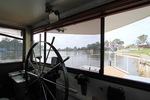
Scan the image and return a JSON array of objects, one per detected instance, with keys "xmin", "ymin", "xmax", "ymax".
[
  {"xmin": 33, "ymin": 19, "xmax": 101, "ymax": 72},
  {"xmin": 104, "ymin": 6, "xmax": 150, "ymax": 83},
  {"xmin": 0, "ymin": 27, "xmax": 23, "ymax": 63},
  {"xmin": 32, "ymin": 4, "xmax": 150, "ymax": 91}
]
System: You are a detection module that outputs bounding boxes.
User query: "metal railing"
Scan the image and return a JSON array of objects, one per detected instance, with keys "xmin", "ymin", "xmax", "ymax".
[{"xmin": 106, "ymin": 52, "xmax": 150, "ymax": 78}]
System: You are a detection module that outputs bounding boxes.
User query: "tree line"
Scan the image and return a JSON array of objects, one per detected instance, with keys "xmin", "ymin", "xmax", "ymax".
[
  {"xmin": 59, "ymin": 42, "xmax": 100, "ymax": 54},
  {"xmin": 105, "ymin": 34, "xmax": 149, "ymax": 51},
  {"xmin": 0, "ymin": 37, "xmax": 22, "ymax": 59}
]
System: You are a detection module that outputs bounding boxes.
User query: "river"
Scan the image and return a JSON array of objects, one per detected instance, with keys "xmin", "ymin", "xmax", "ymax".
[
  {"xmin": 46, "ymin": 50, "xmax": 100, "ymax": 68},
  {"xmin": 46, "ymin": 50, "xmax": 139, "ymax": 76},
  {"xmin": 0, "ymin": 49, "xmax": 139, "ymax": 76}
]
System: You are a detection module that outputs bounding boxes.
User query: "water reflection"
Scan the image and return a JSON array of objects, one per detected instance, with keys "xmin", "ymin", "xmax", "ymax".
[
  {"xmin": 38, "ymin": 50, "xmax": 140, "ymax": 76},
  {"xmin": 46, "ymin": 50, "xmax": 100, "ymax": 68}
]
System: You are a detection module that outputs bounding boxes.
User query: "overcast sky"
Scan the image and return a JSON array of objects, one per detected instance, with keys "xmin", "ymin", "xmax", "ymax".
[
  {"xmin": 105, "ymin": 16, "xmax": 150, "ymax": 46},
  {"xmin": 34, "ymin": 33, "xmax": 100, "ymax": 49}
]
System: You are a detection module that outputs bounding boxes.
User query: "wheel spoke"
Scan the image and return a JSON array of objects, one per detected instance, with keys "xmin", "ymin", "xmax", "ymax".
[
  {"xmin": 43, "ymin": 77, "xmax": 77, "ymax": 94},
  {"xmin": 28, "ymin": 78, "xmax": 38, "ymax": 87},
  {"xmin": 26, "ymin": 71, "xmax": 38, "ymax": 77},
  {"xmin": 41, "ymin": 82, "xmax": 48, "ymax": 100},
  {"xmin": 25, "ymin": 41, "xmax": 70, "ymax": 100},
  {"xmin": 33, "ymin": 50, "xmax": 41, "ymax": 74},
  {"xmin": 43, "ymin": 57, "xmax": 70, "ymax": 77},
  {"xmin": 28, "ymin": 59, "xmax": 40, "ymax": 75},
  {"xmin": 46, "ymin": 37, "xmax": 55, "ymax": 62},
  {"xmin": 42, "ymin": 37, "xmax": 55, "ymax": 73},
  {"xmin": 42, "ymin": 62, "xmax": 60, "ymax": 77},
  {"xmin": 42, "ymin": 81, "xmax": 56, "ymax": 100}
]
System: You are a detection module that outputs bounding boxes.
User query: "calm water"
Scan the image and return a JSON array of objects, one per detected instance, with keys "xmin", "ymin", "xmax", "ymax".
[
  {"xmin": 46, "ymin": 51, "xmax": 138, "ymax": 75},
  {"xmin": 0, "ymin": 49, "xmax": 140, "ymax": 76},
  {"xmin": 33, "ymin": 50, "xmax": 139, "ymax": 75},
  {"xmin": 47, "ymin": 50, "xmax": 100, "ymax": 68}
]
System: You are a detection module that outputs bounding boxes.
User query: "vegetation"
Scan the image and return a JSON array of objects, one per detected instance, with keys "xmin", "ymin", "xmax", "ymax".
[
  {"xmin": 105, "ymin": 34, "xmax": 150, "ymax": 54},
  {"xmin": 113, "ymin": 38, "xmax": 124, "ymax": 47},
  {"xmin": 0, "ymin": 37, "xmax": 22, "ymax": 59},
  {"xmin": 59, "ymin": 42, "xmax": 101, "ymax": 54},
  {"xmin": 129, "ymin": 48, "xmax": 150, "ymax": 55},
  {"xmin": 136, "ymin": 34, "xmax": 148, "ymax": 45},
  {"xmin": 87, "ymin": 42, "xmax": 100, "ymax": 53},
  {"xmin": 128, "ymin": 34, "xmax": 150, "ymax": 55}
]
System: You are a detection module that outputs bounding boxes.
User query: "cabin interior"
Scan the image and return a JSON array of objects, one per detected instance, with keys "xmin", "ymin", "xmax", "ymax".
[{"xmin": 0, "ymin": 0, "xmax": 150, "ymax": 100}]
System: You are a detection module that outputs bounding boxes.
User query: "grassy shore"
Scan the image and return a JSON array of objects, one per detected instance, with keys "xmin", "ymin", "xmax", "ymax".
[{"xmin": 129, "ymin": 48, "xmax": 150, "ymax": 55}]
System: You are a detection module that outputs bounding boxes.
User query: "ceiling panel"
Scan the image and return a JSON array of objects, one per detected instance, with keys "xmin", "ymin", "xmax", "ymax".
[
  {"xmin": 0, "ymin": 0, "xmax": 46, "ymax": 27},
  {"xmin": 0, "ymin": 0, "xmax": 114, "ymax": 27}
]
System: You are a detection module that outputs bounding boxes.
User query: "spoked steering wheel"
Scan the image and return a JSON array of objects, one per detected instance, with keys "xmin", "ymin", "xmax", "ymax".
[{"xmin": 24, "ymin": 40, "xmax": 71, "ymax": 100}]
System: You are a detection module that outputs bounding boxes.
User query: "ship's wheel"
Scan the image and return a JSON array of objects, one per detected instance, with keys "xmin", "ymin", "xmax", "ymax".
[{"xmin": 24, "ymin": 40, "xmax": 70, "ymax": 100}]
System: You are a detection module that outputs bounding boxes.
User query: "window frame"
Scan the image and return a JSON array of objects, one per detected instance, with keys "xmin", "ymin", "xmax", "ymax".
[
  {"xmin": 0, "ymin": 25, "xmax": 24, "ymax": 63},
  {"xmin": 32, "ymin": 1, "xmax": 150, "ymax": 91}
]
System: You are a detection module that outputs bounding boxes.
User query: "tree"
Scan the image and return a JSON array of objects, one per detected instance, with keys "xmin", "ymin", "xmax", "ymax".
[
  {"xmin": 105, "ymin": 40, "xmax": 109, "ymax": 47},
  {"xmin": 137, "ymin": 34, "xmax": 148, "ymax": 45},
  {"xmin": 113, "ymin": 39, "xmax": 124, "ymax": 46},
  {"xmin": 0, "ymin": 38, "xmax": 23, "ymax": 59},
  {"xmin": 112, "ymin": 38, "xmax": 124, "ymax": 50},
  {"xmin": 87, "ymin": 42, "xmax": 100, "ymax": 53},
  {"xmin": 0, "ymin": 37, "xmax": 11, "ymax": 50},
  {"xmin": 105, "ymin": 40, "xmax": 109, "ymax": 50},
  {"xmin": 73, "ymin": 46, "xmax": 77, "ymax": 50}
]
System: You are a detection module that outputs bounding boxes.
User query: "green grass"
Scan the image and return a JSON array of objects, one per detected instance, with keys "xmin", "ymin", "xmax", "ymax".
[{"xmin": 129, "ymin": 48, "xmax": 150, "ymax": 55}]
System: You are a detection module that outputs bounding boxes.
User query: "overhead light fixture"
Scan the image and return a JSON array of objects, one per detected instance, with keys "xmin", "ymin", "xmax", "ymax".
[
  {"xmin": 49, "ymin": 10, "xmax": 60, "ymax": 24},
  {"xmin": 45, "ymin": 3, "xmax": 60, "ymax": 24}
]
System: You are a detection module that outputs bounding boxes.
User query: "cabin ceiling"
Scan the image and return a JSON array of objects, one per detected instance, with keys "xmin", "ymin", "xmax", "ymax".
[
  {"xmin": 0, "ymin": 0, "xmax": 114, "ymax": 28},
  {"xmin": 0, "ymin": 0, "xmax": 149, "ymax": 33}
]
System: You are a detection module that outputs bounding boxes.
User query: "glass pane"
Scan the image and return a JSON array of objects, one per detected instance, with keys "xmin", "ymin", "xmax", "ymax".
[
  {"xmin": 104, "ymin": 6, "xmax": 150, "ymax": 83},
  {"xmin": 46, "ymin": 18, "xmax": 101, "ymax": 72},
  {"xmin": 33, "ymin": 33, "xmax": 44, "ymax": 43},
  {"xmin": 0, "ymin": 36, "xmax": 22, "ymax": 63}
]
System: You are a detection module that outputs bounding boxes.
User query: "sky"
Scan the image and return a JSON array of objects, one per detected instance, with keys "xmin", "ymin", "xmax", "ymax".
[
  {"xmin": 33, "ymin": 16, "xmax": 150, "ymax": 49},
  {"xmin": 105, "ymin": 16, "xmax": 150, "ymax": 46},
  {"xmin": 34, "ymin": 33, "xmax": 100, "ymax": 49}
]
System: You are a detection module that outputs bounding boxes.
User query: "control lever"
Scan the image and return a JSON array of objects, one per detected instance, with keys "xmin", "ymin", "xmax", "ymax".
[{"xmin": 75, "ymin": 74, "xmax": 89, "ymax": 96}]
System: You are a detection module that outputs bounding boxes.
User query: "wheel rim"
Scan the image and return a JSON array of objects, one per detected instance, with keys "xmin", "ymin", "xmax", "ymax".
[{"xmin": 24, "ymin": 41, "xmax": 69, "ymax": 100}]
